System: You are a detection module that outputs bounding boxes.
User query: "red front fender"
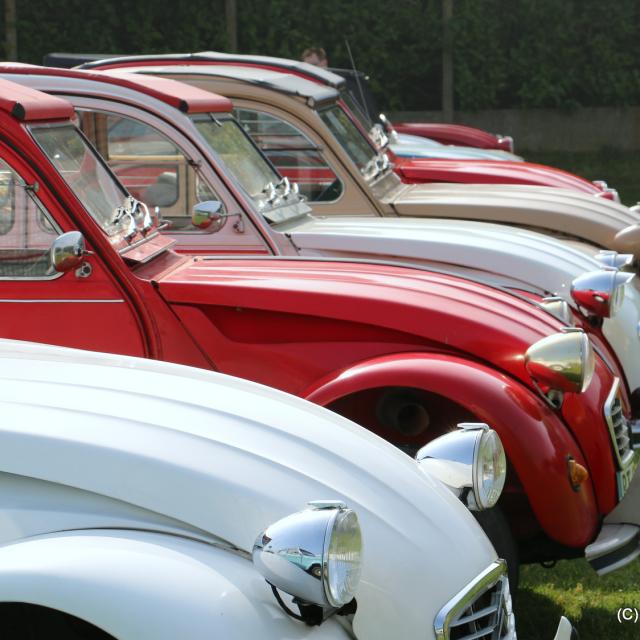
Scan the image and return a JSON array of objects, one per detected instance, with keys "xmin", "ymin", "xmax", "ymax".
[{"xmin": 303, "ymin": 352, "xmax": 598, "ymax": 548}]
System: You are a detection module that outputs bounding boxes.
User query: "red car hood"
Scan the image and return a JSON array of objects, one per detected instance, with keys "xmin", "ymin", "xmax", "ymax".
[
  {"xmin": 157, "ymin": 257, "xmax": 562, "ymax": 386},
  {"xmin": 393, "ymin": 122, "xmax": 505, "ymax": 150},
  {"xmin": 395, "ymin": 158, "xmax": 603, "ymax": 196}
]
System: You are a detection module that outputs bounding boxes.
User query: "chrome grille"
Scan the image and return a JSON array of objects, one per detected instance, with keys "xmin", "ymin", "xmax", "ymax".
[
  {"xmin": 435, "ymin": 561, "xmax": 516, "ymax": 640},
  {"xmin": 604, "ymin": 378, "xmax": 634, "ymax": 468}
]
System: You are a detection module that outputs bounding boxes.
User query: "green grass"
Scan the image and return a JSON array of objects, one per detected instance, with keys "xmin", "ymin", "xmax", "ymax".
[
  {"xmin": 516, "ymin": 559, "xmax": 640, "ymax": 639},
  {"xmin": 522, "ymin": 149, "xmax": 640, "ymax": 207}
]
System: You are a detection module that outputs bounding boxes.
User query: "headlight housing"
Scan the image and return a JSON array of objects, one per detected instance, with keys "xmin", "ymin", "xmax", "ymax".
[
  {"xmin": 416, "ymin": 423, "xmax": 507, "ymax": 511},
  {"xmin": 525, "ymin": 329, "xmax": 595, "ymax": 400},
  {"xmin": 252, "ymin": 501, "xmax": 362, "ymax": 609},
  {"xmin": 540, "ymin": 296, "xmax": 574, "ymax": 325},
  {"xmin": 571, "ymin": 269, "xmax": 634, "ymax": 318},
  {"xmin": 594, "ymin": 250, "xmax": 634, "ymax": 270}
]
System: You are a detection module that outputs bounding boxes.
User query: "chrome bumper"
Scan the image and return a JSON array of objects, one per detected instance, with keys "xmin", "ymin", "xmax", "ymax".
[
  {"xmin": 586, "ymin": 455, "xmax": 640, "ymax": 575},
  {"xmin": 585, "ymin": 523, "xmax": 640, "ymax": 575}
]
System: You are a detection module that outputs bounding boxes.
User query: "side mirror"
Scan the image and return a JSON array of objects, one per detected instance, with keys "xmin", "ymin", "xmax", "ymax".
[
  {"xmin": 50, "ymin": 231, "xmax": 86, "ymax": 273},
  {"xmin": 192, "ymin": 200, "xmax": 224, "ymax": 232}
]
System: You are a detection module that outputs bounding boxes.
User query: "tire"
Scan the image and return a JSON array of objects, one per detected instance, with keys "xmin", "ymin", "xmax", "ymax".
[{"xmin": 473, "ymin": 506, "xmax": 519, "ymax": 592}]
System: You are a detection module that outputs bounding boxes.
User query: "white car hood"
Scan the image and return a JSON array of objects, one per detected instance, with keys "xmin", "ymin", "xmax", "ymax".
[
  {"xmin": 392, "ymin": 133, "xmax": 523, "ymax": 161},
  {"xmin": 0, "ymin": 340, "xmax": 496, "ymax": 640},
  {"xmin": 280, "ymin": 215, "xmax": 640, "ymax": 391},
  {"xmin": 389, "ymin": 183, "xmax": 640, "ymax": 258}
]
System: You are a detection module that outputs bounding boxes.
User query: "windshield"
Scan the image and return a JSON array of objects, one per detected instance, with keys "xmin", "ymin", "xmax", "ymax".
[
  {"xmin": 192, "ymin": 115, "xmax": 281, "ymax": 205},
  {"xmin": 29, "ymin": 124, "xmax": 131, "ymax": 238},
  {"xmin": 319, "ymin": 105, "xmax": 378, "ymax": 174},
  {"xmin": 341, "ymin": 91, "xmax": 374, "ymax": 131}
]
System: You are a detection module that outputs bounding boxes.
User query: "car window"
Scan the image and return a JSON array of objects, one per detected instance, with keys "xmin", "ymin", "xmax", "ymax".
[
  {"xmin": 319, "ymin": 105, "xmax": 377, "ymax": 173},
  {"xmin": 0, "ymin": 157, "xmax": 61, "ymax": 278},
  {"xmin": 78, "ymin": 110, "xmax": 224, "ymax": 233},
  {"xmin": 234, "ymin": 108, "xmax": 344, "ymax": 203}
]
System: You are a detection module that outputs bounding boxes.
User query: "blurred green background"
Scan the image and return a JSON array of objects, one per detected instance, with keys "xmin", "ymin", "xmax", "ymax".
[
  {"xmin": 3, "ymin": 0, "xmax": 639, "ymax": 112},
  {"xmin": 524, "ymin": 150, "xmax": 640, "ymax": 206}
]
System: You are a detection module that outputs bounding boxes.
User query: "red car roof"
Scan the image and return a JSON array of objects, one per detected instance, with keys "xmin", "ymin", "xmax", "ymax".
[
  {"xmin": 0, "ymin": 64, "xmax": 233, "ymax": 114},
  {"xmin": 0, "ymin": 76, "xmax": 74, "ymax": 122}
]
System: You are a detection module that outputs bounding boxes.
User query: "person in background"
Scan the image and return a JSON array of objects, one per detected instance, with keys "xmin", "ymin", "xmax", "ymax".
[{"xmin": 301, "ymin": 46, "xmax": 328, "ymax": 68}]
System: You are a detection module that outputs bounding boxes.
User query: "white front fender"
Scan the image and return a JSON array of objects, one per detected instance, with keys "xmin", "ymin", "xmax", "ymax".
[{"xmin": 0, "ymin": 529, "xmax": 350, "ymax": 640}]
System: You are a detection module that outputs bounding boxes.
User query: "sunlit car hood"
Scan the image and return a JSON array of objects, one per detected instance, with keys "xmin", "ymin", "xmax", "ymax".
[
  {"xmin": 391, "ymin": 133, "xmax": 523, "ymax": 161},
  {"xmin": 0, "ymin": 339, "xmax": 496, "ymax": 640},
  {"xmin": 395, "ymin": 158, "xmax": 607, "ymax": 197},
  {"xmin": 278, "ymin": 215, "xmax": 640, "ymax": 391},
  {"xmin": 389, "ymin": 183, "xmax": 640, "ymax": 257},
  {"xmin": 159, "ymin": 256, "xmax": 562, "ymax": 388}
]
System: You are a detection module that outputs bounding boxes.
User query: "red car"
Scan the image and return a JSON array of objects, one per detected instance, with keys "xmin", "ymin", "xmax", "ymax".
[
  {"xmin": 0, "ymin": 75, "xmax": 637, "ymax": 583},
  {"xmin": 71, "ymin": 52, "xmax": 618, "ymax": 201}
]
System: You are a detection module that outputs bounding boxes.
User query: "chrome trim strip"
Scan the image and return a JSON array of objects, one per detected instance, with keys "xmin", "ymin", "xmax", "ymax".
[
  {"xmin": 434, "ymin": 559, "xmax": 506, "ymax": 640},
  {"xmin": 0, "ymin": 299, "xmax": 124, "ymax": 303}
]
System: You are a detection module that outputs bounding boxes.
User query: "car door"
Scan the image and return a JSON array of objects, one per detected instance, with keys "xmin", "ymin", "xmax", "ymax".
[
  {"xmin": 0, "ymin": 140, "xmax": 147, "ymax": 356},
  {"xmin": 73, "ymin": 100, "xmax": 272, "ymax": 256},
  {"xmin": 233, "ymin": 104, "xmax": 377, "ymax": 216}
]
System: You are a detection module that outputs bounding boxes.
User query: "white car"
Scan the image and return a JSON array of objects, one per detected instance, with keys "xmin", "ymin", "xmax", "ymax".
[{"xmin": 0, "ymin": 340, "xmax": 577, "ymax": 640}]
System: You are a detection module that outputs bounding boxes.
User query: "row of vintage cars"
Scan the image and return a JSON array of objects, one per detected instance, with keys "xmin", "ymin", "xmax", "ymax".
[{"xmin": 0, "ymin": 51, "xmax": 638, "ymax": 639}]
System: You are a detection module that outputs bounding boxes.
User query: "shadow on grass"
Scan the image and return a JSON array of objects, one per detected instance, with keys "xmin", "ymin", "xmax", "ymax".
[
  {"xmin": 515, "ymin": 560, "xmax": 640, "ymax": 640},
  {"xmin": 516, "ymin": 589, "xmax": 639, "ymax": 640},
  {"xmin": 515, "ymin": 589, "xmax": 566, "ymax": 639}
]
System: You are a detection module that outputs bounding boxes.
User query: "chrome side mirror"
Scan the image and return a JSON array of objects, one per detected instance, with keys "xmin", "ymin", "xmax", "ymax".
[
  {"xmin": 50, "ymin": 231, "xmax": 86, "ymax": 273},
  {"xmin": 192, "ymin": 200, "xmax": 224, "ymax": 231}
]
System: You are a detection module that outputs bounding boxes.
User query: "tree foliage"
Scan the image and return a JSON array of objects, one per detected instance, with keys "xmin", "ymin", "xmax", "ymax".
[{"xmin": 2, "ymin": 0, "xmax": 639, "ymax": 111}]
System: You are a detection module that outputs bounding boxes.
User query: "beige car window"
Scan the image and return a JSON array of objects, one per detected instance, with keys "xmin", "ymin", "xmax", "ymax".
[
  {"xmin": 0, "ymin": 157, "xmax": 60, "ymax": 278},
  {"xmin": 235, "ymin": 108, "xmax": 344, "ymax": 203},
  {"xmin": 78, "ymin": 111, "xmax": 223, "ymax": 233}
]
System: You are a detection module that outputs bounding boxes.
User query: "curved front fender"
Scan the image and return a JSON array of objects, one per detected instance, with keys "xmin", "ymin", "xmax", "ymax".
[
  {"xmin": 0, "ymin": 529, "xmax": 349, "ymax": 640},
  {"xmin": 304, "ymin": 352, "xmax": 599, "ymax": 548}
]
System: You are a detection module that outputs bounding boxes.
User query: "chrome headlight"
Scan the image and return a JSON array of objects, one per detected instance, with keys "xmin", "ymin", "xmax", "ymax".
[
  {"xmin": 594, "ymin": 250, "xmax": 634, "ymax": 270},
  {"xmin": 525, "ymin": 329, "xmax": 595, "ymax": 396},
  {"xmin": 571, "ymin": 269, "xmax": 634, "ymax": 318},
  {"xmin": 416, "ymin": 423, "xmax": 506, "ymax": 511},
  {"xmin": 252, "ymin": 501, "xmax": 362, "ymax": 608},
  {"xmin": 540, "ymin": 296, "xmax": 574, "ymax": 324}
]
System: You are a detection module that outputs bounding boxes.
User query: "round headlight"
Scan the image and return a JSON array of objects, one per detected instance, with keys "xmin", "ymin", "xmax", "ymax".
[
  {"xmin": 525, "ymin": 329, "xmax": 595, "ymax": 395},
  {"xmin": 324, "ymin": 509, "xmax": 362, "ymax": 607},
  {"xmin": 611, "ymin": 281, "xmax": 625, "ymax": 316},
  {"xmin": 416, "ymin": 423, "xmax": 507, "ymax": 512},
  {"xmin": 594, "ymin": 250, "xmax": 634, "ymax": 270},
  {"xmin": 474, "ymin": 429, "xmax": 507, "ymax": 509},
  {"xmin": 252, "ymin": 503, "xmax": 362, "ymax": 609},
  {"xmin": 570, "ymin": 269, "xmax": 634, "ymax": 319}
]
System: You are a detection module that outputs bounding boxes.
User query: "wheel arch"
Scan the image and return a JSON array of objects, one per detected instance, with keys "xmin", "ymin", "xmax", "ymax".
[{"xmin": 303, "ymin": 351, "xmax": 599, "ymax": 548}]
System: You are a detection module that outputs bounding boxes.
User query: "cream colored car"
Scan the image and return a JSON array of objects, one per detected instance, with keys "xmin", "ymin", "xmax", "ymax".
[{"xmin": 96, "ymin": 62, "xmax": 640, "ymax": 258}]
